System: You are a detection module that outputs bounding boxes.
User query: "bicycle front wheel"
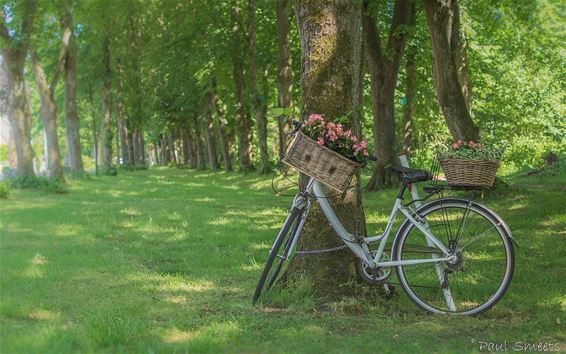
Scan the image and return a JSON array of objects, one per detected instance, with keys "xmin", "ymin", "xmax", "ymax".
[
  {"xmin": 252, "ymin": 207, "xmax": 303, "ymax": 304},
  {"xmin": 393, "ymin": 198, "xmax": 515, "ymax": 315}
]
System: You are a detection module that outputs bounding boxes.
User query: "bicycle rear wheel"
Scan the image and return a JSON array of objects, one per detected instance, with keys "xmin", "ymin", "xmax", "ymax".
[
  {"xmin": 393, "ymin": 198, "xmax": 515, "ymax": 315},
  {"xmin": 252, "ymin": 207, "xmax": 303, "ymax": 304}
]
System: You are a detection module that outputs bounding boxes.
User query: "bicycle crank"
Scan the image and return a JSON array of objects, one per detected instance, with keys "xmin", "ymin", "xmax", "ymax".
[{"xmin": 357, "ymin": 251, "xmax": 392, "ymax": 284}]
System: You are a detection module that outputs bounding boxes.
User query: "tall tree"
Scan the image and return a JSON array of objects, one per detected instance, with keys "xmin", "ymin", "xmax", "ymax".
[
  {"xmin": 248, "ymin": 0, "xmax": 269, "ymax": 173},
  {"xmin": 98, "ymin": 36, "xmax": 113, "ymax": 169},
  {"xmin": 203, "ymin": 88, "xmax": 219, "ymax": 170},
  {"xmin": 64, "ymin": 9, "xmax": 84, "ymax": 174},
  {"xmin": 0, "ymin": 1, "xmax": 36, "ymax": 177},
  {"xmin": 275, "ymin": 0, "xmax": 294, "ymax": 159},
  {"xmin": 211, "ymin": 77, "xmax": 232, "ymax": 172},
  {"xmin": 423, "ymin": 0, "xmax": 478, "ymax": 141},
  {"xmin": 363, "ymin": 0, "xmax": 415, "ymax": 190},
  {"xmin": 30, "ymin": 9, "xmax": 75, "ymax": 181},
  {"xmin": 231, "ymin": 7, "xmax": 254, "ymax": 172},
  {"xmin": 285, "ymin": 0, "xmax": 365, "ymax": 296}
]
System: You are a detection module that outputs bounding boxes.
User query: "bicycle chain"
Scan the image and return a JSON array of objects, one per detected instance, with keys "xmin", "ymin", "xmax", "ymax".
[{"xmin": 295, "ymin": 245, "xmax": 348, "ymax": 256}]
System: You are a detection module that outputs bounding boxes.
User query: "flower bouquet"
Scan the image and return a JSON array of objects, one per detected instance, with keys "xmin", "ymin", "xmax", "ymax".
[
  {"xmin": 282, "ymin": 114, "xmax": 370, "ymax": 192},
  {"xmin": 436, "ymin": 140, "xmax": 504, "ymax": 188}
]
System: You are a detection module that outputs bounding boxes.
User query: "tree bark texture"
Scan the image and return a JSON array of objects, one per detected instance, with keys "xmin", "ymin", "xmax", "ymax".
[
  {"xmin": 1, "ymin": 1, "xmax": 36, "ymax": 177},
  {"xmin": 423, "ymin": 0, "xmax": 478, "ymax": 141},
  {"xmin": 363, "ymin": 0, "xmax": 414, "ymax": 190},
  {"xmin": 64, "ymin": 15, "xmax": 83, "ymax": 174},
  {"xmin": 285, "ymin": 0, "xmax": 365, "ymax": 297},
  {"xmin": 276, "ymin": 0, "xmax": 294, "ymax": 159}
]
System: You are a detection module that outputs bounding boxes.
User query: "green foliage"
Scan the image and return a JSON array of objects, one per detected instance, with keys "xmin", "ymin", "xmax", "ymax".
[
  {"xmin": 436, "ymin": 140, "xmax": 505, "ymax": 162},
  {"xmin": 0, "ymin": 145, "xmax": 8, "ymax": 162},
  {"xmin": 0, "ymin": 181, "xmax": 9, "ymax": 199},
  {"xmin": 8, "ymin": 176, "xmax": 67, "ymax": 194},
  {"xmin": 104, "ymin": 165, "xmax": 118, "ymax": 176}
]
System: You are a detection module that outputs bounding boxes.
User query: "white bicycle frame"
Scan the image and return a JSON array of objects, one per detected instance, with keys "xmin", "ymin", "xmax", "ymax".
[{"xmin": 285, "ymin": 155, "xmax": 457, "ymax": 311}]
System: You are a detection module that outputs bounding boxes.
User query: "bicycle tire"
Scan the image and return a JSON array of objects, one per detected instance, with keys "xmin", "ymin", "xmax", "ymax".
[
  {"xmin": 392, "ymin": 198, "xmax": 515, "ymax": 315},
  {"xmin": 252, "ymin": 207, "xmax": 301, "ymax": 304}
]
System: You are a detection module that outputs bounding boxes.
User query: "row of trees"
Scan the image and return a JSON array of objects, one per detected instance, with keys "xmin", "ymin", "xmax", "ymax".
[{"xmin": 1, "ymin": 0, "xmax": 563, "ymax": 186}]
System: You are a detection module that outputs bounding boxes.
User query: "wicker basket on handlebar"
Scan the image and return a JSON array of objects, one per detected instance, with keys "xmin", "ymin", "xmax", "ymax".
[
  {"xmin": 282, "ymin": 131, "xmax": 361, "ymax": 192},
  {"xmin": 439, "ymin": 158, "xmax": 500, "ymax": 188}
]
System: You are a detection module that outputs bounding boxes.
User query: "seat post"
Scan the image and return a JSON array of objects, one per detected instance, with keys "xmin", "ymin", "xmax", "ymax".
[{"xmin": 397, "ymin": 181, "xmax": 407, "ymax": 199}]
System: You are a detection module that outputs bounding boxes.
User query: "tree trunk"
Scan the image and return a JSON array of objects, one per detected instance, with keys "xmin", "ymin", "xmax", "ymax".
[
  {"xmin": 248, "ymin": 0, "xmax": 269, "ymax": 173},
  {"xmin": 99, "ymin": 37, "xmax": 113, "ymax": 169},
  {"xmin": 117, "ymin": 114, "xmax": 129, "ymax": 165},
  {"xmin": 231, "ymin": 9, "xmax": 254, "ymax": 172},
  {"xmin": 3, "ymin": 61, "xmax": 35, "ymax": 177},
  {"xmin": 88, "ymin": 88, "xmax": 99, "ymax": 176},
  {"xmin": 183, "ymin": 127, "xmax": 197, "ymax": 168},
  {"xmin": 284, "ymin": 0, "xmax": 365, "ymax": 297},
  {"xmin": 363, "ymin": 0, "xmax": 414, "ymax": 190},
  {"xmin": 161, "ymin": 134, "xmax": 170, "ymax": 164},
  {"xmin": 191, "ymin": 113, "xmax": 206, "ymax": 170},
  {"xmin": 423, "ymin": 0, "xmax": 478, "ymax": 141},
  {"xmin": 203, "ymin": 90, "xmax": 219, "ymax": 170},
  {"xmin": 402, "ymin": 47, "xmax": 416, "ymax": 158},
  {"xmin": 1, "ymin": 2, "xmax": 36, "ymax": 177},
  {"xmin": 211, "ymin": 78, "xmax": 232, "ymax": 172},
  {"xmin": 139, "ymin": 129, "xmax": 146, "ymax": 166},
  {"xmin": 168, "ymin": 131, "xmax": 177, "ymax": 166},
  {"xmin": 64, "ymin": 20, "xmax": 83, "ymax": 174},
  {"xmin": 180, "ymin": 128, "xmax": 190, "ymax": 165},
  {"xmin": 31, "ymin": 54, "xmax": 65, "ymax": 180},
  {"xmin": 153, "ymin": 140, "xmax": 160, "ymax": 165},
  {"xmin": 276, "ymin": 0, "xmax": 294, "ymax": 159}
]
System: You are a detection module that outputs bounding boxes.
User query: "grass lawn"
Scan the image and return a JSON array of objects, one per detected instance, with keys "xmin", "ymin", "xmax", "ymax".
[{"xmin": 0, "ymin": 167, "xmax": 564, "ymax": 353}]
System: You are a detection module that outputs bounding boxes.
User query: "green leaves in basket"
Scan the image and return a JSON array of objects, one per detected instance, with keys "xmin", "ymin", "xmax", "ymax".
[{"xmin": 436, "ymin": 140, "xmax": 505, "ymax": 162}]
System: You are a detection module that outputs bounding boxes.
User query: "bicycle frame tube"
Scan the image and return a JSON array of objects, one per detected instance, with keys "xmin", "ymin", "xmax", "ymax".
[{"xmin": 311, "ymin": 179, "xmax": 452, "ymax": 268}]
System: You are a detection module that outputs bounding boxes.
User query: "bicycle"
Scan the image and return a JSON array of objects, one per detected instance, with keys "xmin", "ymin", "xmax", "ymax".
[{"xmin": 252, "ymin": 128, "xmax": 516, "ymax": 316}]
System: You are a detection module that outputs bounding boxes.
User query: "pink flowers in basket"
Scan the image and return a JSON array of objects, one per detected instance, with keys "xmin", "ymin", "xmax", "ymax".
[
  {"xmin": 302, "ymin": 113, "xmax": 371, "ymax": 163},
  {"xmin": 451, "ymin": 140, "xmax": 482, "ymax": 150}
]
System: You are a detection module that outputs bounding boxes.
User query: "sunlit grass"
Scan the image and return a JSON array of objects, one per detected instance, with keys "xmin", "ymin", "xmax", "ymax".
[{"xmin": 0, "ymin": 167, "xmax": 564, "ymax": 353}]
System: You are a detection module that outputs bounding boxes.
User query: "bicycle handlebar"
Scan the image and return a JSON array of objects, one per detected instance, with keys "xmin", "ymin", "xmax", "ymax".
[{"xmin": 289, "ymin": 120, "xmax": 303, "ymax": 135}]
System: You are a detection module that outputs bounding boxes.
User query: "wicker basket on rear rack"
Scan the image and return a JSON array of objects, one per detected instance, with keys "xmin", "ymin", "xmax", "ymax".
[
  {"xmin": 438, "ymin": 158, "xmax": 500, "ymax": 188},
  {"xmin": 282, "ymin": 131, "xmax": 361, "ymax": 192}
]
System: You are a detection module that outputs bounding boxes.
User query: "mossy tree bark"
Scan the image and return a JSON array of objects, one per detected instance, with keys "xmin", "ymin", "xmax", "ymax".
[
  {"xmin": 423, "ymin": 0, "xmax": 478, "ymax": 141},
  {"xmin": 363, "ymin": 0, "xmax": 415, "ymax": 190},
  {"xmin": 283, "ymin": 0, "xmax": 366, "ymax": 298}
]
